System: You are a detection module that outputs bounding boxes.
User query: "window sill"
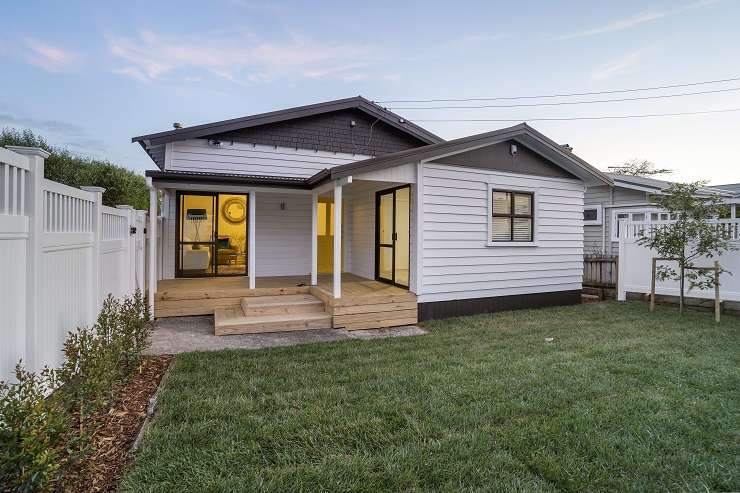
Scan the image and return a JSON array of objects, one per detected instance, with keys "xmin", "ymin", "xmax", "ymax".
[{"xmin": 486, "ymin": 241, "xmax": 539, "ymax": 247}]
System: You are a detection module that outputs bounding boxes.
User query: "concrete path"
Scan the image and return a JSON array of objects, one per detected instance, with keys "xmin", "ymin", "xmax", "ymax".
[{"xmin": 145, "ymin": 316, "xmax": 427, "ymax": 355}]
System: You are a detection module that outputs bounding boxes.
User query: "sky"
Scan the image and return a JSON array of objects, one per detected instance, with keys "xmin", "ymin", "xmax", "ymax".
[{"xmin": 1, "ymin": 0, "xmax": 739, "ymax": 185}]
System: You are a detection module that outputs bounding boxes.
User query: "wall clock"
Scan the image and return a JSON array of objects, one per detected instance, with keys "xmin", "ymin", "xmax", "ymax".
[{"xmin": 221, "ymin": 197, "xmax": 246, "ymax": 224}]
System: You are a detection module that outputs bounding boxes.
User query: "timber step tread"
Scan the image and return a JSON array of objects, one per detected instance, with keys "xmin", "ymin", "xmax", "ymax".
[
  {"xmin": 214, "ymin": 308, "xmax": 332, "ymax": 335},
  {"xmin": 240, "ymin": 294, "xmax": 323, "ymax": 308},
  {"xmin": 240, "ymin": 294, "xmax": 325, "ymax": 316}
]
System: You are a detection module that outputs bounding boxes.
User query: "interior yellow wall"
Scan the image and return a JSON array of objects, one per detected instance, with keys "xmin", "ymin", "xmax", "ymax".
[
  {"xmin": 317, "ymin": 197, "xmax": 334, "ymax": 274},
  {"xmin": 217, "ymin": 194, "xmax": 247, "ymax": 253},
  {"xmin": 180, "ymin": 195, "xmax": 214, "ymax": 243}
]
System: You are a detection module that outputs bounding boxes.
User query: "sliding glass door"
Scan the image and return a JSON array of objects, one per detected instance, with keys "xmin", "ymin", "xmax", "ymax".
[
  {"xmin": 375, "ymin": 185, "xmax": 410, "ymax": 288},
  {"xmin": 176, "ymin": 192, "xmax": 248, "ymax": 278}
]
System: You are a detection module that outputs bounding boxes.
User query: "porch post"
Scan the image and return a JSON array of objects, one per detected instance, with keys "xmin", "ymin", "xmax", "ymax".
[
  {"xmin": 311, "ymin": 191, "xmax": 318, "ymax": 286},
  {"xmin": 333, "ymin": 180, "xmax": 342, "ymax": 298},
  {"xmin": 248, "ymin": 190, "xmax": 256, "ymax": 289},
  {"xmin": 146, "ymin": 178, "xmax": 157, "ymax": 317}
]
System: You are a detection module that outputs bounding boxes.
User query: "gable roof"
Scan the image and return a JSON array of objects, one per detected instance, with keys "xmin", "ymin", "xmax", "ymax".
[
  {"xmin": 321, "ymin": 123, "xmax": 612, "ymax": 186},
  {"xmin": 608, "ymin": 173, "xmax": 738, "ymax": 197},
  {"xmin": 145, "ymin": 122, "xmax": 612, "ymax": 188},
  {"xmin": 709, "ymin": 183, "xmax": 740, "ymax": 196},
  {"xmin": 133, "ymin": 96, "xmax": 443, "ymax": 168}
]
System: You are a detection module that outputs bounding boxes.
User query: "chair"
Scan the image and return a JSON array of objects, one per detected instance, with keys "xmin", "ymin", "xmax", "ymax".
[{"xmin": 216, "ymin": 237, "xmax": 239, "ymax": 265}]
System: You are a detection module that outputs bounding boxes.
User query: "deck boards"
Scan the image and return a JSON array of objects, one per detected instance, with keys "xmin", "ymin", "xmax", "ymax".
[{"xmin": 155, "ymin": 273, "xmax": 418, "ymax": 330}]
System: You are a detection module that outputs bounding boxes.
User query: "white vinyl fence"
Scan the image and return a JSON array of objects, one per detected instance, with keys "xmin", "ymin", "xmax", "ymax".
[
  {"xmin": 0, "ymin": 146, "xmax": 148, "ymax": 382},
  {"xmin": 617, "ymin": 219, "xmax": 740, "ymax": 302}
]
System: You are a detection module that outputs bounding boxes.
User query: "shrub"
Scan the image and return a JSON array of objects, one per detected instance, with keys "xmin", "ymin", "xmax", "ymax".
[
  {"xmin": 0, "ymin": 365, "xmax": 69, "ymax": 492},
  {"xmin": 59, "ymin": 290, "xmax": 153, "ymax": 428},
  {"xmin": 0, "ymin": 290, "xmax": 154, "ymax": 491},
  {"xmin": 0, "ymin": 127, "xmax": 149, "ymax": 210}
]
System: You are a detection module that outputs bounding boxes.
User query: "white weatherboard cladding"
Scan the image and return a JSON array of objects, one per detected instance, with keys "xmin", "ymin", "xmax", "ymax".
[
  {"xmin": 168, "ymin": 139, "xmax": 372, "ymax": 177},
  {"xmin": 345, "ymin": 188, "xmax": 375, "ymax": 280},
  {"xmin": 420, "ymin": 163, "xmax": 585, "ymax": 303},
  {"xmin": 254, "ymin": 192, "xmax": 312, "ymax": 277},
  {"xmin": 354, "ymin": 162, "xmax": 416, "ymax": 183},
  {"xmin": 159, "ymin": 190, "xmax": 314, "ymax": 279}
]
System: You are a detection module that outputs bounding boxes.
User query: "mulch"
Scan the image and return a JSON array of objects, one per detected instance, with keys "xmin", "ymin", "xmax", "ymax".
[{"xmin": 61, "ymin": 355, "xmax": 173, "ymax": 493}]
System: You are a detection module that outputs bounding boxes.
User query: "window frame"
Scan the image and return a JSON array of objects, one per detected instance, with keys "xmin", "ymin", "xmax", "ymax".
[
  {"xmin": 487, "ymin": 186, "xmax": 538, "ymax": 246},
  {"xmin": 583, "ymin": 204, "xmax": 603, "ymax": 225}
]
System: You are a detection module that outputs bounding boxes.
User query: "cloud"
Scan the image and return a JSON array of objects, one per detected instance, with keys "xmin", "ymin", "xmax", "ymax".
[
  {"xmin": 107, "ymin": 30, "xmax": 386, "ymax": 84},
  {"xmin": 23, "ymin": 38, "xmax": 80, "ymax": 72},
  {"xmin": 0, "ymin": 112, "xmax": 106, "ymax": 151},
  {"xmin": 557, "ymin": 0, "xmax": 721, "ymax": 40},
  {"xmin": 590, "ymin": 49, "xmax": 647, "ymax": 81}
]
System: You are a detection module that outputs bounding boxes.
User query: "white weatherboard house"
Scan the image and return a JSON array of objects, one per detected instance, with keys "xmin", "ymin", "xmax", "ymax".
[
  {"xmin": 584, "ymin": 174, "xmax": 740, "ymax": 256},
  {"xmin": 134, "ymin": 97, "xmax": 612, "ymax": 334}
]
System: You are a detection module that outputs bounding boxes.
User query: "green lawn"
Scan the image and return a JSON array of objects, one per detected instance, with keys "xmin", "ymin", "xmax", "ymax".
[{"xmin": 121, "ymin": 302, "xmax": 739, "ymax": 492}]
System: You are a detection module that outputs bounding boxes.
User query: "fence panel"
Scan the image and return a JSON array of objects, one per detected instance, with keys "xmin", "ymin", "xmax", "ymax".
[
  {"xmin": 583, "ymin": 256, "xmax": 618, "ymax": 287},
  {"xmin": 0, "ymin": 146, "xmax": 147, "ymax": 381},
  {"xmin": 618, "ymin": 220, "xmax": 740, "ymax": 303},
  {"xmin": 0, "ymin": 147, "xmax": 31, "ymax": 381},
  {"xmin": 100, "ymin": 205, "xmax": 132, "ymax": 300}
]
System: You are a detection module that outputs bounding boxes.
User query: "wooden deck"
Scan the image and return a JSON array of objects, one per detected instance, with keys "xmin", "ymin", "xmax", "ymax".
[{"xmin": 155, "ymin": 274, "xmax": 418, "ymax": 331}]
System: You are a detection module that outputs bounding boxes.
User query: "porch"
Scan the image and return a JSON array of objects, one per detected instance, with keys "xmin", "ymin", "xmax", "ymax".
[
  {"xmin": 147, "ymin": 162, "xmax": 419, "ymax": 333},
  {"xmin": 154, "ymin": 273, "xmax": 418, "ymax": 331}
]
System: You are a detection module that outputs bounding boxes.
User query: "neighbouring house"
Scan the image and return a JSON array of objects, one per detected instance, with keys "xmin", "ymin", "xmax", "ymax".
[
  {"xmin": 583, "ymin": 173, "xmax": 740, "ymax": 256},
  {"xmin": 133, "ymin": 96, "xmax": 612, "ymax": 333}
]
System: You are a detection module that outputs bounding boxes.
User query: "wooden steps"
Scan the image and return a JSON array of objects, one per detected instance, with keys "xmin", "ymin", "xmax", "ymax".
[
  {"xmin": 240, "ymin": 294, "xmax": 325, "ymax": 316},
  {"xmin": 581, "ymin": 293, "xmax": 601, "ymax": 304},
  {"xmin": 310, "ymin": 285, "xmax": 418, "ymax": 330},
  {"xmin": 214, "ymin": 294, "xmax": 332, "ymax": 335}
]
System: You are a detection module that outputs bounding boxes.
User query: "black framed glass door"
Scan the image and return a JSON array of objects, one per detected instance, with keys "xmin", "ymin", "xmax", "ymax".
[
  {"xmin": 176, "ymin": 192, "xmax": 248, "ymax": 278},
  {"xmin": 375, "ymin": 185, "xmax": 410, "ymax": 288}
]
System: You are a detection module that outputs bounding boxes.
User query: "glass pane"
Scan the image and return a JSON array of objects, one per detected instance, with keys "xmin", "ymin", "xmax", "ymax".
[
  {"xmin": 329, "ymin": 203, "xmax": 334, "ymax": 236},
  {"xmin": 660, "ymin": 213, "xmax": 669, "ymax": 220},
  {"xmin": 651, "ymin": 212, "xmax": 659, "ymax": 221},
  {"xmin": 492, "ymin": 191, "xmax": 511, "ymax": 215},
  {"xmin": 718, "ymin": 205, "xmax": 732, "ymax": 219},
  {"xmin": 179, "ymin": 243, "xmax": 214, "ymax": 276},
  {"xmin": 379, "ymin": 193, "xmax": 393, "ymax": 244},
  {"xmin": 491, "ymin": 217, "xmax": 511, "ymax": 241},
  {"xmin": 514, "ymin": 194, "xmax": 531, "ymax": 215},
  {"xmin": 584, "ymin": 208, "xmax": 598, "ymax": 221},
  {"xmin": 394, "ymin": 187, "xmax": 410, "ymax": 287},
  {"xmin": 217, "ymin": 194, "xmax": 247, "ymax": 275},
  {"xmin": 632, "ymin": 213, "xmax": 645, "ymax": 221},
  {"xmin": 513, "ymin": 218, "xmax": 532, "ymax": 242},
  {"xmin": 317, "ymin": 202, "xmax": 327, "ymax": 236},
  {"xmin": 378, "ymin": 246, "xmax": 393, "ymax": 280},
  {"xmin": 617, "ymin": 213, "xmax": 629, "ymax": 219},
  {"xmin": 181, "ymin": 194, "xmax": 215, "ymax": 243}
]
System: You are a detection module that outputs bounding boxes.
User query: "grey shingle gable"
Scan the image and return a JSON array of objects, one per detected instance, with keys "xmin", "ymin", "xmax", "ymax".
[{"xmin": 133, "ymin": 96, "xmax": 443, "ymax": 168}]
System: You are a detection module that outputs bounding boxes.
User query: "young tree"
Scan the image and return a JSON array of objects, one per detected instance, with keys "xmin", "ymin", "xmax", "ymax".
[
  {"xmin": 609, "ymin": 159, "xmax": 672, "ymax": 177},
  {"xmin": 637, "ymin": 182, "xmax": 737, "ymax": 314}
]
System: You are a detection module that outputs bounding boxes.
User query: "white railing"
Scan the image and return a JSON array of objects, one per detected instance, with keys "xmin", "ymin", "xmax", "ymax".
[
  {"xmin": 621, "ymin": 219, "xmax": 740, "ymax": 241},
  {"xmin": 617, "ymin": 219, "xmax": 740, "ymax": 303},
  {"xmin": 0, "ymin": 147, "xmax": 29, "ymax": 219},
  {"xmin": 0, "ymin": 146, "xmax": 150, "ymax": 382}
]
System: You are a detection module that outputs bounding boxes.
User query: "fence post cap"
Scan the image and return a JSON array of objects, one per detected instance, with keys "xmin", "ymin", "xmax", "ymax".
[
  {"xmin": 81, "ymin": 186, "xmax": 107, "ymax": 193},
  {"xmin": 5, "ymin": 145, "xmax": 51, "ymax": 158},
  {"xmin": 115, "ymin": 204, "xmax": 134, "ymax": 210}
]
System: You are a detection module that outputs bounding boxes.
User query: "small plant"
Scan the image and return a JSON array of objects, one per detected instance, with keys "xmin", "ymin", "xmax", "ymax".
[
  {"xmin": 637, "ymin": 182, "xmax": 737, "ymax": 314},
  {"xmin": 58, "ymin": 290, "xmax": 153, "ymax": 430},
  {"xmin": 0, "ymin": 364, "xmax": 69, "ymax": 492},
  {"xmin": 1, "ymin": 291, "xmax": 154, "ymax": 491}
]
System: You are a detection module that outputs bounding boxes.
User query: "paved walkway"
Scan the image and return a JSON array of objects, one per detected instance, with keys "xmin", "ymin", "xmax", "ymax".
[{"xmin": 145, "ymin": 316, "xmax": 427, "ymax": 354}]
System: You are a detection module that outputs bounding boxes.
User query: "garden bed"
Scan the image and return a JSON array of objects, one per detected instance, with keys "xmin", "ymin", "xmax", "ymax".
[{"xmin": 62, "ymin": 355, "xmax": 172, "ymax": 492}]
